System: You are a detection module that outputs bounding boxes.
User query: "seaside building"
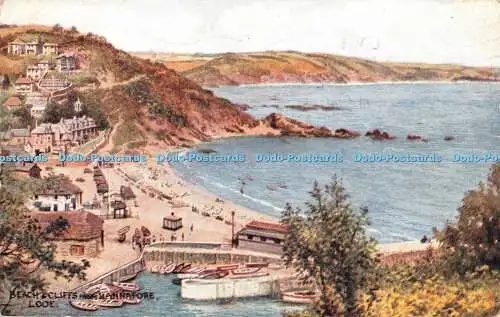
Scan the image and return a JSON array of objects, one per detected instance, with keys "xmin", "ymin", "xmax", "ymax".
[
  {"xmin": 2, "ymin": 96, "xmax": 23, "ymax": 111},
  {"xmin": 56, "ymin": 52, "xmax": 78, "ymax": 72},
  {"xmin": 26, "ymin": 61, "xmax": 53, "ymax": 81},
  {"xmin": 26, "ymin": 92, "xmax": 49, "ymax": 118},
  {"xmin": 163, "ymin": 212, "xmax": 183, "ymax": 231},
  {"xmin": 8, "ymin": 36, "xmax": 59, "ymax": 56},
  {"xmin": 236, "ymin": 220, "xmax": 287, "ymax": 255},
  {"xmin": 14, "ymin": 77, "xmax": 33, "ymax": 95},
  {"xmin": 32, "ymin": 175, "xmax": 83, "ymax": 212},
  {"xmin": 32, "ymin": 210, "xmax": 103, "ymax": 257},
  {"xmin": 30, "ymin": 115, "xmax": 98, "ymax": 153},
  {"xmin": 0, "ymin": 128, "xmax": 31, "ymax": 146}
]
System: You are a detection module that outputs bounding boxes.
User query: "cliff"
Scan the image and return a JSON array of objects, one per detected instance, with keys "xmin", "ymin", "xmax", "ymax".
[{"xmin": 139, "ymin": 51, "xmax": 497, "ymax": 87}]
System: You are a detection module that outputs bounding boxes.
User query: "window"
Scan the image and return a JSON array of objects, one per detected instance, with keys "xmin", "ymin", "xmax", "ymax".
[
  {"xmin": 247, "ymin": 235, "xmax": 254, "ymax": 240},
  {"xmin": 70, "ymin": 245, "xmax": 84, "ymax": 256},
  {"xmin": 272, "ymin": 238, "xmax": 282, "ymax": 244},
  {"xmin": 260, "ymin": 237, "xmax": 267, "ymax": 242}
]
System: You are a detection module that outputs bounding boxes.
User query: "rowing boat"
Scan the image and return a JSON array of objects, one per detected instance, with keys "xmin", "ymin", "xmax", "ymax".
[
  {"xmin": 217, "ymin": 264, "xmax": 239, "ymax": 271},
  {"xmin": 281, "ymin": 290, "xmax": 320, "ymax": 304},
  {"xmin": 112, "ymin": 282, "xmax": 140, "ymax": 292},
  {"xmin": 70, "ymin": 300, "xmax": 99, "ymax": 311},
  {"xmin": 231, "ymin": 267, "xmax": 261, "ymax": 275},
  {"xmin": 200, "ymin": 271, "xmax": 229, "ymax": 279},
  {"xmin": 92, "ymin": 299, "xmax": 124, "ymax": 308},
  {"xmin": 229, "ymin": 271, "xmax": 269, "ymax": 279},
  {"xmin": 245, "ymin": 262, "xmax": 269, "ymax": 269},
  {"xmin": 179, "ymin": 263, "xmax": 192, "ymax": 273}
]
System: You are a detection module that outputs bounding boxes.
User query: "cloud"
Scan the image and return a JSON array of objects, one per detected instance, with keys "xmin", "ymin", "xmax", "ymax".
[{"xmin": 1, "ymin": 0, "xmax": 499, "ymax": 66}]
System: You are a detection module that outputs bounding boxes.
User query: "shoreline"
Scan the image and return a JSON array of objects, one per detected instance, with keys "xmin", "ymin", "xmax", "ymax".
[{"xmin": 210, "ymin": 80, "xmax": 500, "ymax": 89}]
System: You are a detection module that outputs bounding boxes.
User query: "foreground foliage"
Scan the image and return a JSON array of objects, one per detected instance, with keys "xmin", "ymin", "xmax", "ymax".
[
  {"xmin": 0, "ymin": 166, "xmax": 89, "ymax": 315},
  {"xmin": 281, "ymin": 179, "xmax": 378, "ymax": 316}
]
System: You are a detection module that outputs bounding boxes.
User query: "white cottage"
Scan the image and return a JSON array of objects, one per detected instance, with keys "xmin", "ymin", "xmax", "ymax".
[{"xmin": 33, "ymin": 175, "xmax": 83, "ymax": 212}]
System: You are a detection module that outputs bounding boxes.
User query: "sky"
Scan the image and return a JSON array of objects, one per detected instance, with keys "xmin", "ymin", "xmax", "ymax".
[{"xmin": 1, "ymin": 0, "xmax": 500, "ymax": 66}]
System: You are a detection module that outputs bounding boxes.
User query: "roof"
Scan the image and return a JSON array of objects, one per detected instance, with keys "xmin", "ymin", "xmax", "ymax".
[
  {"xmin": 32, "ymin": 210, "xmax": 103, "ymax": 241},
  {"xmin": 238, "ymin": 227, "xmax": 285, "ymax": 240},
  {"xmin": 10, "ymin": 129, "xmax": 29, "ymax": 137},
  {"xmin": 36, "ymin": 175, "xmax": 83, "ymax": 196},
  {"xmin": 244, "ymin": 220, "xmax": 288, "ymax": 234},
  {"xmin": 57, "ymin": 52, "xmax": 75, "ymax": 58},
  {"xmin": 164, "ymin": 213, "xmax": 182, "ymax": 221},
  {"xmin": 2, "ymin": 96, "xmax": 23, "ymax": 107},
  {"xmin": 15, "ymin": 77, "xmax": 32, "ymax": 85}
]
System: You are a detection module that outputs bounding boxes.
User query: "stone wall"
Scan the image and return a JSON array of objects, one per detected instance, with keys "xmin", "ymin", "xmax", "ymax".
[
  {"xmin": 143, "ymin": 249, "xmax": 281, "ymax": 265},
  {"xmin": 55, "ymin": 238, "xmax": 100, "ymax": 258},
  {"xmin": 238, "ymin": 239, "xmax": 283, "ymax": 255}
]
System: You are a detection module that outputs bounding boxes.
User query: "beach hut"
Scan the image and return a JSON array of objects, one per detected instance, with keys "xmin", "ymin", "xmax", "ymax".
[{"xmin": 163, "ymin": 212, "xmax": 183, "ymax": 231}]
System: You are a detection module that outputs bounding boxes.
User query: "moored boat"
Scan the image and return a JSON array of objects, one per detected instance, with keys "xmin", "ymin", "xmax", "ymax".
[
  {"xmin": 281, "ymin": 290, "xmax": 320, "ymax": 304},
  {"xmin": 173, "ymin": 262, "xmax": 191, "ymax": 273},
  {"xmin": 245, "ymin": 262, "xmax": 269, "ymax": 269},
  {"xmin": 112, "ymin": 282, "xmax": 140, "ymax": 292},
  {"xmin": 70, "ymin": 300, "xmax": 99, "ymax": 311},
  {"xmin": 229, "ymin": 271, "xmax": 269, "ymax": 279},
  {"xmin": 162, "ymin": 262, "xmax": 176, "ymax": 274},
  {"xmin": 92, "ymin": 299, "xmax": 124, "ymax": 308},
  {"xmin": 179, "ymin": 263, "xmax": 192, "ymax": 273},
  {"xmin": 231, "ymin": 267, "xmax": 261, "ymax": 275},
  {"xmin": 185, "ymin": 266, "xmax": 206, "ymax": 274},
  {"xmin": 100, "ymin": 283, "xmax": 122, "ymax": 295},
  {"xmin": 200, "ymin": 271, "xmax": 229, "ymax": 279},
  {"xmin": 217, "ymin": 263, "xmax": 239, "ymax": 271}
]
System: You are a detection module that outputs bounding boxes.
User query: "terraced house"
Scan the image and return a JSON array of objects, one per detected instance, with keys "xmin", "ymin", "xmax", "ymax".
[
  {"xmin": 30, "ymin": 115, "xmax": 98, "ymax": 153},
  {"xmin": 7, "ymin": 35, "xmax": 59, "ymax": 56}
]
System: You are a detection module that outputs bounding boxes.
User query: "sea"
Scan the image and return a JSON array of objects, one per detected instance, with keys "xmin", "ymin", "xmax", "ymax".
[{"xmin": 171, "ymin": 82, "xmax": 500, "ymax": 243}]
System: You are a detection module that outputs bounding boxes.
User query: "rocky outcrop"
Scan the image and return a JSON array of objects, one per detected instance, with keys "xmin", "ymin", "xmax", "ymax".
[
  {"xmin": 260, "ymin": 113, "xmax": 334, "ymax": 137},
  {"xmin": 365, "ymin": 129, "xmax": 394, "ymax": 140},
  {"xmin": 407, "ymin": 134, "xmax": 428, "ymax": 142}
]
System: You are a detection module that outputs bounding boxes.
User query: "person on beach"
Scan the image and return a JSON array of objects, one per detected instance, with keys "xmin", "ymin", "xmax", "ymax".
[
  {"xmin": 170, "ymin": 234, "xmax": 174, "ymax": 241},
  {"xmin": 159, "ymin": 233, "xmax": 164, "ymax": 241},
  {"xmin": 190, "ymin": 224, "xmax": 194, "ymax": 232},
  {"xmin": 152, "ymin": 235, "xmax": 156, "ymax": 243},
  {"xmin": 181, "ymin": 233, "xmax": 184, "ymax": 241}
]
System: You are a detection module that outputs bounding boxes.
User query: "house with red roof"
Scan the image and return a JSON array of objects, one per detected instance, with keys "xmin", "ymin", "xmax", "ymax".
[
  {"xmin": 236, "ymin": 220, "xmax": 288, "ymax": 255},
  {"xmin": 14, "ymin": 77, "xmax": 33, "ymax": 95}
]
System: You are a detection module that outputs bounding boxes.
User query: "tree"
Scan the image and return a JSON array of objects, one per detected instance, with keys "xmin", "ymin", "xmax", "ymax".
[
  {"xmin": 70, "ymin": 26, "xmax": 78, "ymax": 33},
  {"xmin": 52, "ymin": 23, "xmax": 62, "ymax": 33},
  {"xmin": 281, "ymin": 179, "xmax": 378, "ymax": 317},
  {"xmin": 41, "ymin": 102, "xmax": 75, "ymax": 124},
  {"xmin": 434, "ymin": 163, "xmax": 500, "ymax": 274},
  {"xmin": 0, "ymin": 166, "xmax": 89, "ymax": 315}
]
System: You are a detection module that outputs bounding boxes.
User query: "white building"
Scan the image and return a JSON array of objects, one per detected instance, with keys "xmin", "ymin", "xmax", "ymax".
[
  {"xmin": 32, "ymin": 175, "xmax": 83, "ymax": 212},
  {"xmin": 26, "ymin": 92, "xmax": 49, "ymax": 118}
]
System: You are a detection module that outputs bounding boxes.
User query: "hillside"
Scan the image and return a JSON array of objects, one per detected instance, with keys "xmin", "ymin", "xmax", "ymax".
[
  {"xmin": 134, "ymin": 51, "xmax": 498, "ymax": 87},
  {"xmin": 0, "ymin": 26, "xmax": 340, "ymax": 153}
]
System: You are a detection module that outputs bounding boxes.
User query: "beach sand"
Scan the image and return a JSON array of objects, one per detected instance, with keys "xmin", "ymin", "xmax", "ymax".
[{"xmin": 44, "ymin": 160, "xmax": 275, "ymax": 290}]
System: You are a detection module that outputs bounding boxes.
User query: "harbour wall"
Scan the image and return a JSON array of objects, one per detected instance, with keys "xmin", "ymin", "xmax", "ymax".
[
  {"xmin": 142, "ymin": 242, "xmax": 282, "ymax": 265},
  {"xmin": 181, "ymin": 275, "xmax": 282, "ymax": 300}
]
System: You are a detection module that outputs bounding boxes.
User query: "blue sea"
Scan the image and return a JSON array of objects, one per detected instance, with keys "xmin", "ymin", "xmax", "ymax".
[
  {"xmin": 22, "ymin": 273, "xmax": 302, "ymax": 317},
  {"xmin": 171, "ymin": 82, "xmax": 500, "ymax": 243}
]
